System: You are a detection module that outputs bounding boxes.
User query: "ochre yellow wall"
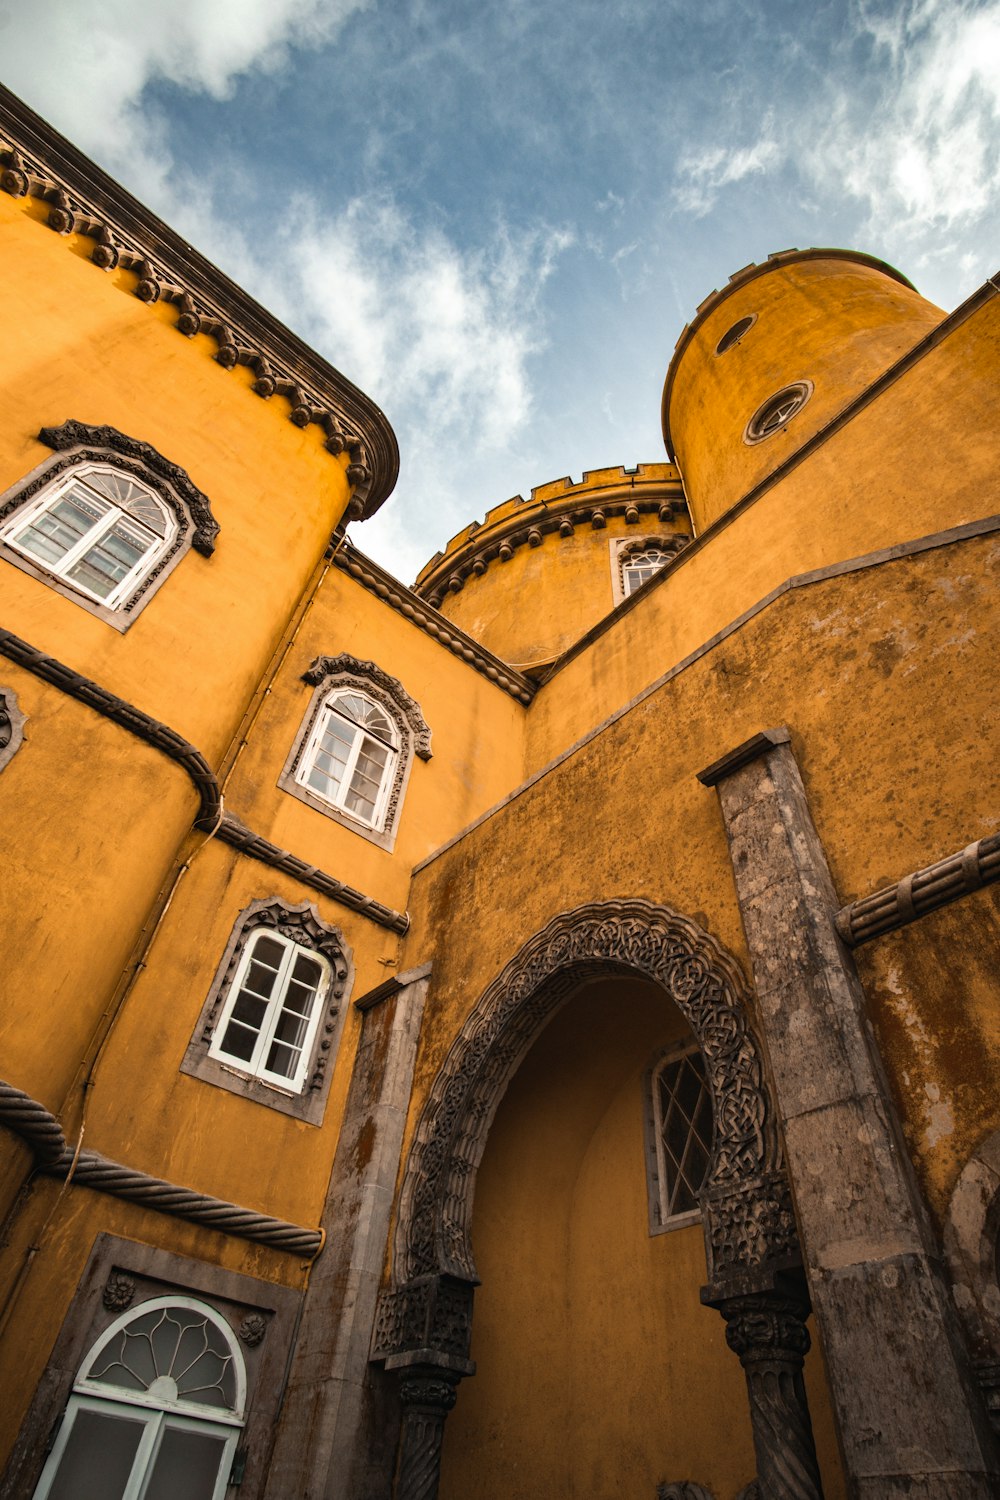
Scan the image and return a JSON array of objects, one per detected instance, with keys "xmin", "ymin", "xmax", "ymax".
[{"xmin": 664, "ymin": 254, "xmax": 944, "ymax": 532}]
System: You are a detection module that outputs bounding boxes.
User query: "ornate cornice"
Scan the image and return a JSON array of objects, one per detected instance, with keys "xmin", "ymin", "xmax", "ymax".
[
  {"xmin": 331, "ymin": 544, "xmax": 535, "ymax": 705},
  {"xmin": 0, "ymin": 85, "xmax": 398, "ymax": 519},
  {"xmin": 835, "ymin": 830, "xmax": 1000, "ymax": 947}
]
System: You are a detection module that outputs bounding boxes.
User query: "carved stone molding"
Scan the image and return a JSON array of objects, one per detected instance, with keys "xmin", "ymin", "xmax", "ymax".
[
  {"xmin": 372, "ymin": 1273, "xmax": 476, "ymax": 1365},
  {"xmin": 656, "ymin": 1483, "xmax": 715, "ymax": 1499},
  {"xmin": 835, "ymin": 829, "xmax": 1000, "ymax": 947},
  {"xmin": 944, "ymin": 1128, "xmax": 1000, "ymax": 1371},
  {"xmin": 0, "ymin": 91, "xmax": 398, "ymax": 517},
  {"xmin": 330, "ymin": 545, "xmax": 534, "ymax": 706},
  {"xmin": 0, "ymin": 685, "xmax": 26, "ymax": 773},
  {"xmin": 391, "ymin": 900, "xmax": 796, "ymax": 1296},
  {"xmin": 302, "ymin": 654, "xmax": 433, "ymax": 760},
  {"xmin": 0, "ymin": 629, "xmax": 410, "ymax": 932}
]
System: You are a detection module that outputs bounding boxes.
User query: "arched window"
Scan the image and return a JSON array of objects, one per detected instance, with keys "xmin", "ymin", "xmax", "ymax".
[
  {"xmin": 296, "ymin": 689, "xmax": 399, "ymax": 830},
  {"xmin": 30, "ymin": 1296, "xmax": 245, "ymax": 1500},
  {"xmin": 622, "ymin": 545, "xmax": 675, "ymax": 596},
  {"xmin": 1, "ymin": 464, "xmax": 176, "ymax": 607},
  {"xmin": 280, "ymin": 655, "xmax": 432, "ymax": 852},
  {"xmin": 207, "ymin": 926, "xmax": 332, "ymax": 1092},
  {"xmin": 645, "ymin": 1040, "xmax": 713, "ymax": 1232},
  {"xmin": 181, "ymin": 898, "xmax": 351, "ymax": 1123},
  {"xmin": 0, "ymin": 422, "xmax": 219, "ymax": 629}
]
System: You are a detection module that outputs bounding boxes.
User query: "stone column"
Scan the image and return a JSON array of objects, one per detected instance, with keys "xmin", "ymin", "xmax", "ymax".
[
  {"xmin": 699, "ymin": 728, "xmax": 999, "ymax": 1497},
  {"xmin": 718, "ymin": 1279, "xmax": 823, "ymax": 1500},
  {"xmin": 264, "ymin": 965, "xmax": 433, "ymax": 1500},
  {"xmin": 389, "ymin": 1361, "xmax": 462, "ymax": 1500}
]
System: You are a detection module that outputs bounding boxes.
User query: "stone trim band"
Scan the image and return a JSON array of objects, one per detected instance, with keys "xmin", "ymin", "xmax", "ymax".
[
  {"xmin": 835, "ymin": 830, "xmax": 1000, "ymax": 947},
  {"xmin": 331, "ymin": 545, "xmax": 535, "ymax": 705},
  {"xmin": 0, "ymin": 629, "xmax": 409, "ymax": 933},
  {"xmin": 0, "ymin": 1079, "xmax": 322, "ymax": 1256}
]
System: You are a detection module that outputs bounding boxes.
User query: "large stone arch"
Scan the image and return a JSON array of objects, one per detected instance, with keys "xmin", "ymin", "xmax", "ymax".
[
  {"xmin": 374, "ymin": 901, "xmax": 821, "ymax": 1500},
  {"xmin": 392, "ymin": 899, "xmax": 799, "ymax": 1297}
]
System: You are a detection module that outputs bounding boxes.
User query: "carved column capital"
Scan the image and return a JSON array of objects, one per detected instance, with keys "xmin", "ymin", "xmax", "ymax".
[
  {"xmin": 390, "ymin": 1359, "xmax": 465, "ymax": 1500},
  {"xmin": 398, "ymin": 1370, "xmax": 460, "ymax": 1414},
  {"xmin": 722, "ymin": 1291, "xmax": 812, "ymax": 1367}
]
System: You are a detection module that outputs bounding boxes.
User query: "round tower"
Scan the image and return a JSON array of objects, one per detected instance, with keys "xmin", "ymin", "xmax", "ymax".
[
  {"xmin": 662, "ymin": 248, "xmax": 945, "ymax": 534},
  {"xmin": 413, "ymin": 464, "xmax": 690, "ymax": 670}
]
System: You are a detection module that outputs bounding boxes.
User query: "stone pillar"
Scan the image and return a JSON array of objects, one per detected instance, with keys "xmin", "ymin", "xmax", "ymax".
[
  {"xmin": 264, "ymin": 965, "xmax": 432, "ymax": 1500},
  {"xmin": 389, "ymin": 1361, "xmax": 462, "ymax": 1500},
  {"xmin": 718, "ymin": 1279, "xmax": 823, "ymax": 1500},
  {"xmin": 699, "ymin": 728, "xmax": 999, "ymax": 1497}
]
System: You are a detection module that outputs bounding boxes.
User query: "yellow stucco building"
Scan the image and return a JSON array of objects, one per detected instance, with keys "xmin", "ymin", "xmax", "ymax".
[{"xmin": 0, "ymin": 85, "xmax": 999, "ymax": 1500}]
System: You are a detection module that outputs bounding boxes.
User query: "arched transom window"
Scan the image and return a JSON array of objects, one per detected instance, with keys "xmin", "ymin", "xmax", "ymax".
[
  {"xmin": 622, "ymin": 545, "xmax": 675, "ymax": 596},
  {"xmin": 1, "ymin": 464, "xmax": 176, "ymax": 608},
  {"xmin": 31, "ymin": 1296, "xmax": 245, "ymax": 1500},
  {"xmin": 207, "ymin": 927, "xmax": 332, "ymax": 1092},
  {"xmin": 295, "ymin": 689, "xmax": 400, "ymax": 830}
]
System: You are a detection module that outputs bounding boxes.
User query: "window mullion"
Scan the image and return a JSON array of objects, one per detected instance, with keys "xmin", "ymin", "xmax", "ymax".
[
  {"xmin": 124, "ymin": 1408, "xmax": 162, "ymax": 1500},
  {"xmin": 251, "ymin": 940, "xmax": 296, "ymax": 1075}
]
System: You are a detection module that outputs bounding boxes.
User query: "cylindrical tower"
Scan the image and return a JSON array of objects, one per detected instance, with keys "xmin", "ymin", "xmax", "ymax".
[
  {"xmin": 662, "ymin": 248, "xmax": 945, "ymax": 534},
  {"xmin": 413, "ymin": 464, "xmax": 690, "ymax": 670}
]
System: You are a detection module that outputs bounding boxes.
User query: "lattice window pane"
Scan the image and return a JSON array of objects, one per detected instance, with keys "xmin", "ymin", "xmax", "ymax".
[
  {"xmin": 87, "ymin": 1306, "xmax": 237, "ymax": 1411},
  {"xmin": 653, "ymin": 1046, "xmax": 712, "ymax": 1221}
]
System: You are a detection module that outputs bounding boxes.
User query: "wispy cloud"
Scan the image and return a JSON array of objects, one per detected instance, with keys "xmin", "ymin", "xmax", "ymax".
[{"xmin": 674, "ymin": 136, "xmax": 782, "ymax": 217}]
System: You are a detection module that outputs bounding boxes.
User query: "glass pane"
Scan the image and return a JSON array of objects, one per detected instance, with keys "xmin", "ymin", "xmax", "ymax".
[
  {"xmin": 250, "ymin": 935, "xmax": 285, "ymax": 969},
  {"xmin": 656, "ymin": 1049, "xmax": 711, "ymax": 1219},
  {"xmin": 85, "ymin": 471, "xmax": 169, "ymax": 537},
  {"xmin": 86, "ymin": 1307, "xmax": 237, "ymax": 1411},
  {"xmin": 218, "ymin": 1017, "xmax": 258, "ymax": 1062},
  {"xmin": 241, "ymin": 957, "xmax": 280, "ymax": 1000},
  {"xmin": 67, "ymin": 518, "xmax": 151, "ymax": 600},
  {"xmin": 15, "ymin": 489, "xmax": 106, "ymax": 566},
  {"xmin": 142, "ymin": 1426, "xmax": 229, "ymax": 1500},
  {"xmin": 264, "ymin": 1038, "xmax": 301, "ymax": 1079},
  {"xmin": 46, "ymin": 1407, "xmax": 146, "ymax": 1500}
]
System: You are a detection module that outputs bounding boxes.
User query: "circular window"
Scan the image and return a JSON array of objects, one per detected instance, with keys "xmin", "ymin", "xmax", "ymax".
[
  {"xmin": 715, "ymin": 314, "xmax": 756, "ymax": 355},
  {"xmin": 743, "ymin": 381, "xmax": 813, "ymax": 444}
]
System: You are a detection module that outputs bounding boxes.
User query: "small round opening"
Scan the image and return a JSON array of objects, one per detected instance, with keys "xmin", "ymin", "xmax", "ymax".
[
  {"xmin": 715, "ymin": 314, "xmax": 756, "ymax": 355},
  {"xmin": 743, "ymin": 381, "xmax": 813, "ymax": 444}
]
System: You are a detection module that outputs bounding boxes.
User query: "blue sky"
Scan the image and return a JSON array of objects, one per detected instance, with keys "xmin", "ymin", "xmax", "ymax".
[{"xmin": 3, "ymin": 0, "xmax": 999, "ymax": 580}]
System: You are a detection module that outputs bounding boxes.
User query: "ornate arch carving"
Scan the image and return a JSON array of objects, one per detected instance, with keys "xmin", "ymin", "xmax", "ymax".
[{"xmin": 391, "ymin": 900, "xmax": 797, "ymax": 1297}]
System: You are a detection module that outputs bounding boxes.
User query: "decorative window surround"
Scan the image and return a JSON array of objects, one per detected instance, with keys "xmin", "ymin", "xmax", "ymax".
[
  {"xmin": 0, "ymin": 685, "xmax": 26, "ymax": 771},
  {"xmin": 609, "ymin": 534, "xmax": 690, "ymax": 606},
  {"xmin": 643, "ymin": 1040, "xmax": 713, "ymax": 1235},
  {"xmin": 181, "ymin": 899, "xmax": 352, "ymax": 1125},
  {"xmin": 0, "ymin": 422, "xmax": 218, "ymax": 629},
  {"xmin": 280, "ymin": 654, "xmax": 431, "ymax": 853},
  {"xmin": 3, "ymin": 1235, "xmax": 300, "ymax": 1500}
]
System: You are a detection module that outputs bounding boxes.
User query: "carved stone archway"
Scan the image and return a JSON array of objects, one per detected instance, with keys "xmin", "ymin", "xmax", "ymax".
[{"xmin": 374, "ymin": 901, "xmax": 822, "ymax": 1500}]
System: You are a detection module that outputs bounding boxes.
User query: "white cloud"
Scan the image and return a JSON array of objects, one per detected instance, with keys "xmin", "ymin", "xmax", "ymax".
[
  {"xmin": 674, "ymin": 136, "xmax": 782, "ymax": 217},
  {"xmin": 0, "ymin": 0, "xmax": 367, "ymax": 179},
  {"xmin": 826, "ymin": 0, "xmax": 1000, "ymax": 234}
]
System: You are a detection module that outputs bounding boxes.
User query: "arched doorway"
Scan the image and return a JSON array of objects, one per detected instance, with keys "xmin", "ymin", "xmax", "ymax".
[{"xmin": 375, "ymin": 902, "xmax": 827, "ymax": 1500}]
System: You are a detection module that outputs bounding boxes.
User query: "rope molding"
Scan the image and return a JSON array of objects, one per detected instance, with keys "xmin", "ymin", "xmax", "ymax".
[
  {"xmin": 0, "ymin": 1082, "xmax": 322, "ymax": 1255},
  {"xmin": 0, "ymin": 628, "xmax": 408, "ymax": 932},
  {"xmin": 835, "ymin": 831, "xmax": 1000, "ymax": 947}
]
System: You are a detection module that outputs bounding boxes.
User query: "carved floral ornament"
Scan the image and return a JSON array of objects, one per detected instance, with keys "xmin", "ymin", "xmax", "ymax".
[
  {"xmin": 389, "ymin": 900, "xmax": 799, "ymax": 1301},
  {"xmin": 0, "ymin": 129, "xmax": 391, "ymax": 513}
]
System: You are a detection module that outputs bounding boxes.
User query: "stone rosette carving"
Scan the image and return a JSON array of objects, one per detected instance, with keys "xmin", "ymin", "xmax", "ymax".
[
  {"xmin": 103, "ymin": 1271, "xmax": 136, "ymax": 1312},
  {"xmin": 239, "ymin": 1312, "xmax": 267, "ymax": 1348},
  {"xmin": 391, "ymin": 900, "xmax": 798, "ymax": 1299}
]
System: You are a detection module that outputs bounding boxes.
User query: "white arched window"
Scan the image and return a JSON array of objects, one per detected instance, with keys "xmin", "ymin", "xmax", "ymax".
[
  {"xmin": 207, "ymin": 927, "xmax": 332, "ymax": 1093},
  {"xmin": 31, "ymin": 1296, "xmax": 245, "ymax": 1500},
  {"xmin": 295, "ymin": 689, "xmax": 400, "ymax": 830},
  {"xmin": 1, "ymin": 464, "xmax": 176, "ymax": 608},
  {"xmin": 621, "ymin": 545, "xmax": 675, "ymax": 597}
]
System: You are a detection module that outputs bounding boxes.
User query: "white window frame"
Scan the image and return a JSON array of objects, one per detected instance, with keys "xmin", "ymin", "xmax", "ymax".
[
  {"xmin": 294, "ymin": 690, "xmax": 399, "ymax": 832},
  {"xmin": 31, "ymin": 1296, "xmax": 245, "ymax": 1500},
  {"xmin": 207, "ymin": 928, "xmax": 332, "ymax": 1094},
  {"xmin": 644, "ymin": 1039, "xmax": 713, "ymax": 1235},
  {"xmin": 0, "ymin": 463, "xmax": 176, "ymax": 610}
]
